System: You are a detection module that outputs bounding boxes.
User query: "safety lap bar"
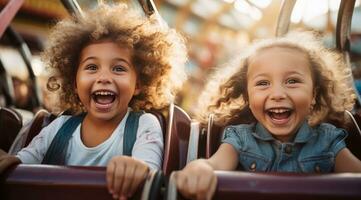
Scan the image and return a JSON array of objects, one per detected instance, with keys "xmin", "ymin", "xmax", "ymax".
[
  {"xmin": 1, "ymin": 164, "xmax": 161, "ymax": 200},
  {"xmin": 167, "ymin": 171, "xmax": 361, "ymax": 200}
]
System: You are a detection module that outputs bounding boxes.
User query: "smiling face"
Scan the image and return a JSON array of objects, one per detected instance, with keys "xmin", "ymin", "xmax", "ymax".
[
  {"xmin": 75, "ymin": 41, "xmax": 140, "ymax": 123},
  {"xmin": 246, "ymin": 46, "xmax": 315, "ymax": 142}
]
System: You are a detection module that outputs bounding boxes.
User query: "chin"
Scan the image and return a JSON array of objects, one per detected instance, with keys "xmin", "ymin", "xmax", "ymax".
[{"xmin": 89, "ymin": 111, "xmax": 118, "ymax": 121}]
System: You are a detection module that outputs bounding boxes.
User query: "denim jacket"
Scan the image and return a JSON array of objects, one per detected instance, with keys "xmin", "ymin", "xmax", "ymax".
[{"xmin": 222, "ymin": 121, "xmax": 347, "ymax": 173}]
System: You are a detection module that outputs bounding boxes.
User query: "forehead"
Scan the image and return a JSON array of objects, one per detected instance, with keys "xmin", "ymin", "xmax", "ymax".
[
  {"xmin": 250, "ymin": 46, "xmax": 308, "ymax": 65},
  {"xmin": 79, "ymin": 41, "xmax": 132, "ymax": 60},
  {"xmin": 247, "ymin": 46, "xmax": 311, "ymax": 75}
]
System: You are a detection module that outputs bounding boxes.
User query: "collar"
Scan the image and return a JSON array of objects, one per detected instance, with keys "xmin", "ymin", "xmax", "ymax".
[
  {"xmin": 293, "ymin": 121, "xmax": 315, "ymax": 143},
  {"xmin": 252, "ymin": 121, "xmax": 314, "ymax": 143},
  {"xmin": 253, "ymin": 123, "xmax": 275, "ymax": 141}
]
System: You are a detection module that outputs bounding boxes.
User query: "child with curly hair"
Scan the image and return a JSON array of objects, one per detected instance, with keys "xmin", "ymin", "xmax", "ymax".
[
  {"xmin": 175, "ymin": 31, "xmax": 361, "ymax": 200},
  {"xmin": 0, "ymin": 3, "xmax": 187, "ymax": 199}
]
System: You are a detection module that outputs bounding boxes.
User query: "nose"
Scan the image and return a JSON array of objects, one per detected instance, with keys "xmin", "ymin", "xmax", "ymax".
[
  {"xmin": 96, "ymin": 69, "xmax": 111, "ymax": 84},
  {"xmin": 269, "ymin": 84, "xmax": 286, "ymax": 101}
]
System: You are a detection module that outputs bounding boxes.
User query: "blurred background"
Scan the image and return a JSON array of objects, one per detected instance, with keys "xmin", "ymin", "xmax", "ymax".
[{"xmin": 0, "ymin": 0, "xmax": 361, "ymax": 120}]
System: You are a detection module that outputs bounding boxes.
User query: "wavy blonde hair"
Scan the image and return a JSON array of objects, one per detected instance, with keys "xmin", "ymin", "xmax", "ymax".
[
  {"xmin": 196, "ymin": 31, "xmax": 355, "ymax": 126},
  {"xmin": 42, "ymin": 3, "xmax": 187, "ymax": 113}
]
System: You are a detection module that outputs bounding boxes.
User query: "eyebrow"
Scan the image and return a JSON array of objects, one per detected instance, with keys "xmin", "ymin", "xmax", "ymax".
[
  {"xmin": 249, "ymin": 71, "xmax": 305, "ymax": 80},
  {"xmin": 285, "ymin": 71, "xmax": 305, "ymax": 76},
  {"xmin": 80, "ymin": 56, "xmax": 132, "ymax": 66},
  {"xmin": 113, "ymin": 58, "xmax": 132, "ymax": 66},
  {"xmin": 248, "ymin": 73, "xmax": 268, "ymax": 80}
]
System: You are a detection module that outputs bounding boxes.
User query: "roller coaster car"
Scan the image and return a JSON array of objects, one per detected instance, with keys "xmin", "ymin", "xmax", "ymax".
[
  {"xmin": 0, "ymin": 164, "xmax": 165, "ymax": 200},
  {"xmin": 1, "ymin": 103, "xmax": 192, "ymax": 200},
  {"xmin": 168, "ymin": 0, "xmax": 361, "ymax": 199},
  {"xmin": 2, "ymin": 0, "xmax": 361, "ymax": 200},
  {"xmin": 0, "ymin": 107, "xmax": 22, "ymax": 152},
  {"xmin": 183, "ymin": 111, "xmax": 361, "ymax": 200},
  {"xmin": 0, "ymin": 1, "xmax": 194, "ymax": 199}
]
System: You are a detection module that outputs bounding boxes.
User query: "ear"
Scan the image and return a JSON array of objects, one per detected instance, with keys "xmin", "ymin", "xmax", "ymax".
[
  {"xmin": 312, "ymin": 88, "xmax": 317, "ymax": 105},
  {"xmin": 311, "ymin": 97, "xmax": 316, "ymax": 106},
  {"xmin": 74, "ymin": 79, "xmax": 78, "ymax": 94},
  {"xmin": 133, "ymin": 80, "xmax": 141, "ymax": 96}
]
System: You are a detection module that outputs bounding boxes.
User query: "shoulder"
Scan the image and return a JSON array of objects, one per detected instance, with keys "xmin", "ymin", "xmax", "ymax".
[
  {"xmin": 314, "ymin": 123, "xmax": 347, "ymax": 139},
  {"xmin": 32, "ymin": 115, "xmax": 74, "ymax": 141},
  {"xmin": 136, "ymin": 112, "xmax": 162, "ymax": 134},
  {"xmin": 224, "ymin": 123, "xmax": 255, "ymax": 134},
  {"xmin": 41, "ymin": 115, "xmax": 73, "ymax": 132},
  {"xmin": 138, "ymin": 112, "xmax": 161, "ymax": 126},
  {"xmin": 299, "ymin": 123, "xmax": 348, "ymax": 172},
  {"xmin": 139, "ymin": 112, "xmax": 158, "ymax": 120},
  {"xmin": 222, "ymin": 123, "xmax": 255, "ymax": 142},
  {"xmin": 316, "ymin": 122, "xmax": 338, "ymax": 130},
  {"xmin": 308, "ymin": 123, "xmax": 348, "ymax": 153},
  {"xmin": 16, "ymin": 115, "xmax": 73, "ymax": 163},
  {"xmin": 52, "ymin": 115, "xmax": 73, "ymax": 123}
]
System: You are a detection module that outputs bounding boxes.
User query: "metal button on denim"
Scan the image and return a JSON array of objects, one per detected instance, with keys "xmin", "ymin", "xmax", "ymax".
[
  {"xmin": 285, "ymin": 145, "xmax": 292, "ymax": 154},
  {"xmin": 315, "ymin": 164, "xmax": 321, "ymax": 173},
  {"xmin": 250, "ymin": 162, "xmax": 257, "ymax": 171}
]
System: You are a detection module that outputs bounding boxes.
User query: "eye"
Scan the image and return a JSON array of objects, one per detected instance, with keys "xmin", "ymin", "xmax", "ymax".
[
  {"xmin": 85, "ymin": 64, "xmax": 97, "ymax": 71},
  {"xmin": 255, "ymin": 80, "xmax": 269, "ymax": 87},
  {"xmin": 286, "ymin": 78, "xmax": 300, "ymax": 84},
  {"xmin": 113, "ymin": 65, "xmax": 126, "ymax": 73}
]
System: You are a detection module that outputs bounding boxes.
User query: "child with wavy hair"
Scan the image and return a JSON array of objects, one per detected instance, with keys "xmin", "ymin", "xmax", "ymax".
[
  {"xmin": 175, "ymin": 31, "xmax": 361, "ymax": 200},
  {"xmin": 0, "ymin": 3, "xmax": 187, "ymax": 200}
]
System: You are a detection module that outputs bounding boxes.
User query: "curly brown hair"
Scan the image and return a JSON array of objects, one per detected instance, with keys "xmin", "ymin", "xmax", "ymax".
[
  {"xmin": 42, "ymin": 3, "xmax": 187, "ymax": 113},
  {"xmin": 196, "ymin": 31, "xmax": 355, "ymax": 127}
]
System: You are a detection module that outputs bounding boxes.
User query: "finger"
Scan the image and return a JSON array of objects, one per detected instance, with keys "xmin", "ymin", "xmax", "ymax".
[
  {"xmin": 196, "ymin": 173, "xmax": 213, "ymax": 200},
  {"xmin": 106, "ymin": 160, "xmax": 116, "ymax": 194},
  {"xmin": 206, "ymin": 174, "xmax": 217, "ymax": 200},
  {"xmin": 175, "ymin": 171, "xmax": 194, "ymax": 199},
  {"xmin": 128, "ymin": 165, "xmax": 148, "ymax": 197},
  {"xmin": 120, "ymin": 162, "xmax": 134, "ymax": 198},
  {"xmin": 0, "ymin": 156, "xmax": 21, "ymax": 174},
  {"xmin": 174, "ymin": 171, "xmax": 186, "ymax": 193},
  {"xmin": 186, "ymin": 173, "xmax": 198, "ymax": 197},
  {"xmin": 113, "ymin": 162, "xmax": 125, "ymax": 199}
]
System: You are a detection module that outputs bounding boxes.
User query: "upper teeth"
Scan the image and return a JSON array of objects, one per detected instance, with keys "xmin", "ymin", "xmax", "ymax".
[
  {"xmin": 268, "ymin": 108, "xmax": 289, "ymax": 113},
  {"xmin": 94, "ymin": 91, "xmax": 114, "ymax": 96}
]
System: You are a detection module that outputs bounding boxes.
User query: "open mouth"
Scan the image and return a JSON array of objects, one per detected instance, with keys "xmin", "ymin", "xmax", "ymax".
[
  {"xmin": 266, "ymin": 108, "xmax": 293, "ymax": 121},
  {"xmin": 91, "ymin": 90, "xmax": 116, "ymax": 105}
]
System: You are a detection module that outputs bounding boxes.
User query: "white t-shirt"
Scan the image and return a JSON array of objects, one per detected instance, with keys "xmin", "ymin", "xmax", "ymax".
[{"xmin": 16, "ymin": 108, "xmax": 163, "ymax": 170}]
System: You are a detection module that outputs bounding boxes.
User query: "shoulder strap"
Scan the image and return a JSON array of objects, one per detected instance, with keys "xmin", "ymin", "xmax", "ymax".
[
  {"xmin": 123, "ymin": 111, "xmax": 144, "ymax": 156},
  {"xmin": 42, "ymin": 114, "xmax": 85, "ymax": 165}
]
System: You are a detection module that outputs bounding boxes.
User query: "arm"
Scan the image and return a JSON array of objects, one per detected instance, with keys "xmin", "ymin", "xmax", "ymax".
[
  {"xmin": 175, "ymin": 143, "xmax": 239, "ymax": 200},
  {"xmin": 0, "ymin": 149, "xmax": 21, "ymax": 175},
  {"xmin": 208, "ymin": 143, "xmax": 239, "ymax": 170},
  {"xmin": 16, "ymin": 116, "xmax": 69, "ymax": 164},
  {"xmin": 334, "ymin": 148, "xmax": 361, "ymax": 172},
  {"xmin": 106, "ymin": 113, "xmax": 163, "ymax": 199},
  {"xmin": 131, "ymin": 113, "xmax": 163, "ymax": 170}
]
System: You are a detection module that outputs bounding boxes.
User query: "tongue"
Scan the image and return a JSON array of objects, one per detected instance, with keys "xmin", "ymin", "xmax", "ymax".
[
  {"xmin": 270, "ymin": 112, "xmax": 290, "ymax": 120},
  {"xmin": 94, "ymin": 95, "xmax": 114, "ymax": 105}
]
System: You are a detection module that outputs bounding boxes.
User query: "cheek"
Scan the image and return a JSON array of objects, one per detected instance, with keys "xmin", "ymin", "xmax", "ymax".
[
  {"xmin": 74, "ymin": 70, "xmax": 82, "ymax": 89},
  {"xmin": 74, "ymin": 74, "xmax": 92, "ymax": 102},
  {"xmin": 75, "ymin": 72, "xmax": 90, "ymax": 89},
  {"xmin": 293, "ymin": 89, "xmax": 314, "ymax": 104},
  {"xmin": 126, "ymin": 73, "xmax": 139, "ymax": 94},
  {"xmin": 247, "ymin": 91, "xmax": 263, "ymax": 114},
  {"xmin": 301, "ymin": 97, "xmax": 314, "ymax": 111}
]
